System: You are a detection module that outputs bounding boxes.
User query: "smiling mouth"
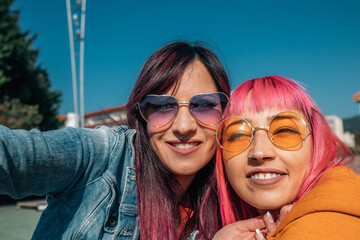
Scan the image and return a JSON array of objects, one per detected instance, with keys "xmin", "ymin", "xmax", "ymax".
[
  {"xmin": 249, "ymin": 173, "xmax": 283, "ymax": 180},
  {"xmin": 170, "ymin": 142, "xmax": 200, "ymax": 149}
]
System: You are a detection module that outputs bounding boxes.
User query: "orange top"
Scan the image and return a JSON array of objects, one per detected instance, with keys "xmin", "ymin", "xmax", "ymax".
[
  {"xmin": 267, "ymin": 166, "xmax": 360, "ymax": 240},
  {"xmin": 178, "ymin": 206, "xmax": 194, "ymax": 237}
]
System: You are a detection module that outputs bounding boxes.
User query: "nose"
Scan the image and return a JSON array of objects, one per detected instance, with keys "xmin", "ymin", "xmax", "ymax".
[
  {"xmin": 247, "ymin": 129, "xmax": 277, "ymax": 162},
  {"xmin": 172, "ymin": 104, "xmax": 197, "ymax": 139}
]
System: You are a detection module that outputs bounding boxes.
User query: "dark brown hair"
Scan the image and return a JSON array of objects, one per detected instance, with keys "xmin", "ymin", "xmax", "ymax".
[{"xmin": 126, "ymin": 41, "xmax": 230, "ymax": 239}]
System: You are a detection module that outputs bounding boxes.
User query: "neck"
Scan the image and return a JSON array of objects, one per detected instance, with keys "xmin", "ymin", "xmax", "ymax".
[
  {"xmin": 257, "ymin": 209, "xmax": 268, "ymax": 215},
  {"xmin": 174, "ymin": 173, "xmax": 196, "ymax": 197}
]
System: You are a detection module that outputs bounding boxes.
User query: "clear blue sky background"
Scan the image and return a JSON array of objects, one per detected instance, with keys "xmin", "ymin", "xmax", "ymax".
[{"xmin": 11, "ymin": 0, "xmax": 360, "ymax": 119}]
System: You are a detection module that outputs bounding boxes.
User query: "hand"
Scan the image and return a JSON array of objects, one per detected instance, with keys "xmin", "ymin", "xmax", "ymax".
[
  {"xmin": 263, "ymin": 204, "xmax": 293, "ymax": 236},
  {"xmin": 212, "ymin": 216, "xmax": 266, "ymax": 240}
]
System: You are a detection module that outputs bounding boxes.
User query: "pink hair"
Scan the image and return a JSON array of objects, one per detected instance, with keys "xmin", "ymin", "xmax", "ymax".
[{"xmin": 217, "ymin": 76, "xmax": 354, "ymax": 226}]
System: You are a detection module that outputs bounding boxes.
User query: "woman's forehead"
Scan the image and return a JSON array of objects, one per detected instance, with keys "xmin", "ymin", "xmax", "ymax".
[
  {"xmin": 230, "ymin": 91, "xmax": 305, "ymax": 117},
  {"xmin": 231, "ymin": 107, "xmax": 307, "ymax": 123}
]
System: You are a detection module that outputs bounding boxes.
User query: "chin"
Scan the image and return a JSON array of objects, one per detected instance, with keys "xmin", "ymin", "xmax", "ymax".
[
  {"xmin": 256, "ymin": 206, "xmax": 281, "ymax": 214},
  {"xmin": 251, "ymin": 200, "xmax": 285, "ymax": 213}
]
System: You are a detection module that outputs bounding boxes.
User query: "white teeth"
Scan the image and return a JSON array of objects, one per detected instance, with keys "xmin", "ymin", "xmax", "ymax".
[
  {"xmin": 251, "ymin": 173, "xmax": 281, "ymax": 179},
  {"xmin": 172, "ymin": 142, "xmax": 198, "ymax": 149}
]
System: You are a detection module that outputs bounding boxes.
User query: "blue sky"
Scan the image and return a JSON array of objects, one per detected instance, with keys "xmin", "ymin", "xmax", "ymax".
[{"xmin": 11, "ymin": 0, "xmax": 360, "ymax": 119}]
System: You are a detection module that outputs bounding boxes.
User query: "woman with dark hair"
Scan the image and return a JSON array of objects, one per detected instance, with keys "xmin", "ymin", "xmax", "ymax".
[
  {"xmin": 213, "ymin": 76, "xmax": 360, "ymax": 239},
  {"xmin": 0, "ymin": 41, "xmax": 230, "ymax": 239}
]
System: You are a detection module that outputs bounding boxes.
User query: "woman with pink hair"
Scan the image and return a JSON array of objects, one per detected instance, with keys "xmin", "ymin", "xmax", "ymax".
[{"xmin": 213, "ymin": 76, "xmax": 360, "ymax": 239}]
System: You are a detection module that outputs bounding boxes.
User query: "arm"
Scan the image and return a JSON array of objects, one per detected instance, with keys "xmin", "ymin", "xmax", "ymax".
[{"xmin": 0, "ymin": 125, "xmax": 115, "ymax": 198}]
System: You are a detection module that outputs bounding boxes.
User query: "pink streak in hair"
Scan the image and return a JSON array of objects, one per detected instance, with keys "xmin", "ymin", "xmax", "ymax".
[{"xmin": 215, "ymin": 149, "xmax": 235, "ymax": 225}]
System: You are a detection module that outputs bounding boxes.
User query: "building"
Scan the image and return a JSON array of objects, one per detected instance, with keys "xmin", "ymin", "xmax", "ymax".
[
  {"xmin": 84, "ymin": 105, "xmax": 127, "ymax": 128},
  {"xmin": 63, "ymin": 105, "xmax": 127, "ymax": 129},
  {"xmin": 325, "ymin": 115, "xmax": 355, "ymax": 148}
]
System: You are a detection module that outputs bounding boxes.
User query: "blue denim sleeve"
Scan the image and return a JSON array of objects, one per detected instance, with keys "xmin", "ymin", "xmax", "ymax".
[
  {"xmin": 185, "ymin": 230, "xmax": 199, "ymax": 240},
  {"xmin": 0, "ymin": 125, "xmax": 116, "ymax": 198}
]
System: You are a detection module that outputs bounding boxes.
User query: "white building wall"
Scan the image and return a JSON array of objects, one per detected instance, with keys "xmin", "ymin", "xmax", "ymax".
[
  {"xmin": 65, "ymin": 112, "xmax": 79, "ymax": 128},
  {"xmin": 325, "ymin": 115, "xmax": 355, "ymax": 148}
]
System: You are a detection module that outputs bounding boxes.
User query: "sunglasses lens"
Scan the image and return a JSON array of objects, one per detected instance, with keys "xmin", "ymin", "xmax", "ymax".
[
  {"xmin": 139, "ymin": 95, "xmax": 178, "ymax": 127},
  {"xmin": 190, "ymin": 93, "xmax": 229, "ymax": 126},
  {"xmin": 217, "ymin": 117, "xmax": 252, "ymax": 152},
  {"xmin": 269, "ymin": 112, "xmax": 306, "ymax": 149}
]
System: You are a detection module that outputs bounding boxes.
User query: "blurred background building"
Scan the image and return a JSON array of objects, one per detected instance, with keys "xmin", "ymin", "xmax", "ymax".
[{"xmin": 325, "ymin": 115, "xmax": 355, "ymax": 148}]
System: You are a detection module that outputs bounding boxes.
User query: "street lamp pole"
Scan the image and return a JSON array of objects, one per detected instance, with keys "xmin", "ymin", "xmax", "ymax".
[
  {"xmin": 79, "ymin": 0, "xmax": 86, "ymax": 128},
  {"xmin": 65, "ymin": 0, "xmax": 86, "ymax": 128},
  {"xmin": 66, "ymin": 0, "xmax": 79, "ymax": 127}
]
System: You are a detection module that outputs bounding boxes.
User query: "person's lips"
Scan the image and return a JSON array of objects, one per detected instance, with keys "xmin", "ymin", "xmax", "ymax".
[
  {"xmin": 166, "ymin": 140, "xmax": 202, "ymax": 155},
  {"xmin": 246, "ymin": 168, "xmax": 287, "ymax": 185}
]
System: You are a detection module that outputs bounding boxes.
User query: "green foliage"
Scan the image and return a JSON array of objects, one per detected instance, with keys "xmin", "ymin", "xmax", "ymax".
[
  {"xmin": 0, "ymin": 97, "xmax": 42, "ymax": 130},
  {"xmin": 0, "ymin": 0, "xmax": 62, "ymax": 130}
]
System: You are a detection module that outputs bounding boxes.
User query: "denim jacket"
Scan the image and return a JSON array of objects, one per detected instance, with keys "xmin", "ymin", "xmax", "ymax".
[
  {"xmin": 0, "ymin": 125, "xmax": 140, "ymax": 239},
  {"xmin": 0, "ymin": 125, "xmax": 199, "ymax": 240}
]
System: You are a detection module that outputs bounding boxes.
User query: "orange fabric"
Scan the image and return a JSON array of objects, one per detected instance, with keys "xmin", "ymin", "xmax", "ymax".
[
  {"xmin": 177, "ymin": 206, "xmax": 194, "ymax": 237},
  {"xmin": 267, "ymin": 166, "xmax": 360, "ymax": 240}
]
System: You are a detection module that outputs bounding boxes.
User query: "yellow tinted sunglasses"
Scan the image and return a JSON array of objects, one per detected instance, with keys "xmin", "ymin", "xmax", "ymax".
[{"xmin": 216, "ymin": 111, "xmax": 310, "ymax": 152}]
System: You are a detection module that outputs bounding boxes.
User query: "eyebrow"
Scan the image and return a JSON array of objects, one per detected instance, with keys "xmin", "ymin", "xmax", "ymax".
[
  {"xmin": 240, "ymin": 113, "xmax": 298, "ymax": 125},
  {"xmin": 225, "ymin": 119, "xmax": 247, "ymax": 131}
]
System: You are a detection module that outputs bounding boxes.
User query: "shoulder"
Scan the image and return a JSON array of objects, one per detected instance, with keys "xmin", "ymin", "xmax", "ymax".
[
  {"xmin": 88, "ymin": 125, "xmax": 136, "ymax": 144},
  {"xmin": 294, "ymin": 166, "xmax": 360, "ymax": 213},
  {"xmin": 270, "ymin": 166, "xmax": 360, "ymax": 239},
  {"xmin": 301, "ymin": 166, "xmax": 360, "ymax": 204},
  {"xmin": 272, "ymin": 211, "xmax": 360, "ymax": 240},
  {"xmin": 94, "ymin": 125, "xmax": 137, "ymax": 168}
]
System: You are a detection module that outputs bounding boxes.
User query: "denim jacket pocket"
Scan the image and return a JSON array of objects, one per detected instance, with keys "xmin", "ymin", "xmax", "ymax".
[
  {"xmin": 72, "ymin": 176, "xmax": 115, "ymax": 239},
  {"xmin": 32, "ymin": 176, "xmax": 113, "ymax": 240},
  {"xmin": 114, "ymin": 166, "xmax": 137, "ymax": 238}
]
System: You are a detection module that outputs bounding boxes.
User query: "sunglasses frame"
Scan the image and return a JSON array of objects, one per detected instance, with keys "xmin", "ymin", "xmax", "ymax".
[
  {"xmin": 138, "ymin": 92, "xmax": 229, "ymax": 128},
  {"xmin": 216, "ymin": 111, "xmax": 310, "ymax": 152}
]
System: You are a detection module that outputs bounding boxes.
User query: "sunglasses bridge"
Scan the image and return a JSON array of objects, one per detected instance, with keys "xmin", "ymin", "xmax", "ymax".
[
  {"xmin": 177, "ymin": 101, "xmax": 191, "ymax": 107},
  {"xmin": 176, "ymin": 101, "xmax": 199, "ymax": 121},
  {"xmin": 252, "ymin": 126, "xmax": 271, "ymax": 135},
  {"xmin": 250, "ymin": 126, "xmax": 274, "ymax": 142}
]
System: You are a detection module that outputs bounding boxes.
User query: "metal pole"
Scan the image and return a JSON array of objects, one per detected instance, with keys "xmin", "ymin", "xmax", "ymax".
[
  {"xmin": 79, "ymin": 0, "xmax": 86, "ymax": 127},
  {"xmin": 66, "ymin": 0, "xmax": 79, "ymax": 127}
]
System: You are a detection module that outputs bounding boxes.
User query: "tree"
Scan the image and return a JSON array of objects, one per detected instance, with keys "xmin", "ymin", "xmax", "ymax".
[{"xmin": 0, "ymin": 0, "xmax": 62, "ymax": 130}]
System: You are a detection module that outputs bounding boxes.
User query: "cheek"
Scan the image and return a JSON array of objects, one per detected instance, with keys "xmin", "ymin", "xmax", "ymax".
[
  {"xmin": 146, "ymin": 123, "xmax": 154, "ymax": 140},
  {"xmin": 286, "ymin": 139, "xmax": 312, "ymax": 195},
  {"xmin": 297, "ymin": 146, "xmax": 312, "ymax": 184},
  {"xmin": 147, "ymin": 126, "xmax": 163, "ymax": 155},
  {"xmin": 146, "ymin": 123, "xmax": 171, "ymax": 148},
  {"xmin": 146, "ymin": 123, "xmax": 159, "ymax": 136},
  {"xmin": 222, "ymin": 151, "xmax": 244, "ymax": 163},
  {"xmin": 203, "ymin": 126, "xmax": 218, "ymax": 146},
  {"xmin": 223, "ymin": 155, "xmax": 247, "ymax": 186},
  {"xmin": 148, "ymin": 135, "xmax": 158, "ymax": 157},
  {"xmin": 298, "ymin": 139, "xmax": 312, "ymax": 173},
  {"xmin": 147, "ymin": 127, "xmax": 155, "ymax": 148}
]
